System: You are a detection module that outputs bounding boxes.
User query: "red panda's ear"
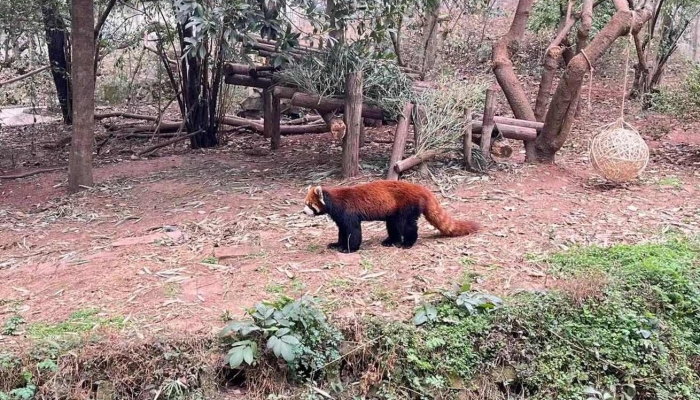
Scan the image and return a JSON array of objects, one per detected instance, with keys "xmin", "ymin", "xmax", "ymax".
[{"xmin": 314, "ymin": 186, "xmax": 325, "ymax": 204}]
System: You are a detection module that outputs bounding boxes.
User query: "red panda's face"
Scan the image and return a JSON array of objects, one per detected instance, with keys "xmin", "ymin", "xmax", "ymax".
[{"xmin": 303, "ymin": 186, "xmax": 326, "ymax": 216}]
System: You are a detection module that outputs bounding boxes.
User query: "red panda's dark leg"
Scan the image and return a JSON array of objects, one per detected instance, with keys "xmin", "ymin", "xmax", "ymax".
[
  {"xmin": 327, "ymin": 226, "xmax": 345, "ymax": 249},
  {"xmin": 382, "ymin": 219, "xmax": 403, "ymax": 247},
  {"xmin": 339, "ymin": 221, "xmax": 362, "ymax": 253},
  {"xmin": 400, "ymin": 211, "xmax": 421, "ymax": 248}
]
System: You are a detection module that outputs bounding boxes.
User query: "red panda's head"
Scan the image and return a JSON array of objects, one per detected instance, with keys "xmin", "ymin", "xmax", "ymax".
[{"xmin": 303, "ymin": 186, "xmax": 326, "ymax": 216}]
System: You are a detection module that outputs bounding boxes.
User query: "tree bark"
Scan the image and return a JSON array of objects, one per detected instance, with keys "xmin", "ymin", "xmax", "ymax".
[
  {"xmin": 491, "ymin": 0, "xmax": 537, "ymax": 161},
  {"xmin": 419, "ymin": 0, "xmax": 442, "ymax": 74},
  {"xmin": 386, "ymin": 103, "xmax": 414, "ymax": 180},
  {"xmin": 390, "ymin": 16, "xmax": 405, "ymax": 66},
  {"xmin": 577, "ymin": 0, "xmax": 593, "ymax": 51},
  {"xmin": 40, "ymin": 0, "xmax": 72, "ymax": 124},
  {"xmin": 534, "ymin": 1, "xmax": 575, "ymax": 122},
  {"xmin": 342, "ymin": 72, "xmax": 363, "ymax": 178},
  {"xmin": 68, "ymin": 0, "xmax": 95, "ymax": 193},
  {"xmin": 535, "ymin": 7, "xmax": 653, "ymax": 162}
]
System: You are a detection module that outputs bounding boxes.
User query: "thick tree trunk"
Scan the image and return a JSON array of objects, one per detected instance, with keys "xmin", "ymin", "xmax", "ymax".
[
  {"xmin": 342, "ymin": 72, "xmax": 363, "ymax": 178},
  {"xmin": 491, "ymin": 0, "xmax": 537, "ymax": 161},
  {"xmin": 180, "ymin": 23, "xmax": 219, "ymax": 149},
  {"xmin": 535, "ymin": 1, "xmax": 575, "ymax": 122},
  {"xmin": 68, "ymin": 0, "xmax": 95, "ymax": 193},
  {"xmin": 390, "ymin": 16, "xmax": 405, "ymax": 66},
  {"xmin": 535, "ymin": 7, "xmax": 653, "ymax": 162},
  {"xmin": 419, "ymin": 0, "xmax": 442, "ymax": 74},
  {"xmin": 577, "ymin": 0, "xmax": 593, "ymax": 51},
  {"xmin": 40, "ymin": 0, "xmax": 72, "ymax": 124}
]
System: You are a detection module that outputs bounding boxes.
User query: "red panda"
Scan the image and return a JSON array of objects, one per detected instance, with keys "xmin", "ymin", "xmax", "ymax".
[{"xmin": 302, "ymin": 180, "xmax": 480, "ymax": 253}]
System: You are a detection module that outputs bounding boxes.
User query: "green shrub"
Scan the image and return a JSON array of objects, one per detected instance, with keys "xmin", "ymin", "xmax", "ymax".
[
  {"xmin": 650, "ymin": 64, "xmax": 700, "ymax": 119},
  {"xmin": 220, "ymin": 295, "xmax": 343, "ymax": 382},
  {"xmin": 366, "ymin": 236, "xmax": 700, "ymax": 399}
]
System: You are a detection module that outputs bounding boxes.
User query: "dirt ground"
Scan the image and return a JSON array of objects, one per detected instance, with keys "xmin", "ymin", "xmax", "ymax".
[{"xmin": 1, "ymin": 81, "xmax": 700, "ymax": 342}]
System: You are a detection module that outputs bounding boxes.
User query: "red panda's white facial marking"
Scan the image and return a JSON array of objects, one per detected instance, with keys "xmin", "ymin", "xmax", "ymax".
[{"xmin": 302, "ymin": 186, "xmax": 326, "ymax": 216}]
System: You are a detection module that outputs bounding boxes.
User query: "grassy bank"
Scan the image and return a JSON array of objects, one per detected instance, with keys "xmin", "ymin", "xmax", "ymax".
[{"xmin": 2, "ymin": 235, "xmax": 699, "ymax": 399}]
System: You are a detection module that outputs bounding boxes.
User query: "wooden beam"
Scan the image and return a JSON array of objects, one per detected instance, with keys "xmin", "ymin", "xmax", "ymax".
[
  {"xmin": 471, "ymin": 121, "xmax": 537, "ymax": 141},
  {"xmin": 264, "ymin": 88, "xmax": 281, "ymax": 149}
]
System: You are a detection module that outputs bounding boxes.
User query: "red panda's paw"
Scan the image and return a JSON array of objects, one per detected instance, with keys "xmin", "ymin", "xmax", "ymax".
[{"xmin": 381, "ymin": 237, "xmax": 402, "ymax": 247}]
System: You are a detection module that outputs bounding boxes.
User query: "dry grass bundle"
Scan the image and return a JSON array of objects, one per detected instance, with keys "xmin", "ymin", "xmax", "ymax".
[
  {"xmin": 413, "ymin": 79, "xmax": 486, "ymax": 155},
  {"xmin": 589, "ymin": 118, "xmax": 649, "ymax": 183},
  {"xmin": 275, "ymin": 43, "xmax": 415, "ymax": 119}
]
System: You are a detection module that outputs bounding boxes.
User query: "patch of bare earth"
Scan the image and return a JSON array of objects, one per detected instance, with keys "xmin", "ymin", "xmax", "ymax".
[{"xmin": 1, "ymin": 88, "xmax": 700, "ymax": 343}]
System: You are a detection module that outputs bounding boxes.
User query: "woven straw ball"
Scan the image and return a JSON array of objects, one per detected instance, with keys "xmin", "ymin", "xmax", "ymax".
[{"xmin": 589, "ymin": 124, "xmax": 649, "ymax": 183}]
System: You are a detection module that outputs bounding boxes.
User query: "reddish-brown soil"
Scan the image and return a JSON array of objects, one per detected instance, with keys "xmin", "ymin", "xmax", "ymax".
[{"xmin": 1, "ymin": 79, "xmax": 699, "ymax": 341}]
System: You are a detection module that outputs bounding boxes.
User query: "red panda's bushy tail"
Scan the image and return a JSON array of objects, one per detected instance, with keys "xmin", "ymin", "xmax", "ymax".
[{"xmin": 423, "ymin": 193, "xmax": 480, "ymax": 237}]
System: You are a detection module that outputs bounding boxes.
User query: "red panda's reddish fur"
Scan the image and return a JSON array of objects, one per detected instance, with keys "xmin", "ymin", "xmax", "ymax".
[{"xmin": 303, "ymin": 180, "xmax": 479, "ymax": 252}]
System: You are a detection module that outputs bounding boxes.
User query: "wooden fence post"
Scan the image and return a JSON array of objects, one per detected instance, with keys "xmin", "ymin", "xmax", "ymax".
[
  {"xmin": 386, "ymin": 102, "xmax": 414, "ymax": 180},
  {"xmin": 342, "ymin": 71, "xmax": 363, "ymax": 178}
]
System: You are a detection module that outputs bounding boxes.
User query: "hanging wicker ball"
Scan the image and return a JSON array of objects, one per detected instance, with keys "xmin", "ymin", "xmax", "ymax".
[{"xmin": 589, "ymin": 119, "xmax": 649, "ymax": 183}]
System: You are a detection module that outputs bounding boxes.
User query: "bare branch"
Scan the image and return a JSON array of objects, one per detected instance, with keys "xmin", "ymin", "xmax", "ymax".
[{"xmin": 0, "ymin": 66, "xmax": 50, "ymax": 87}]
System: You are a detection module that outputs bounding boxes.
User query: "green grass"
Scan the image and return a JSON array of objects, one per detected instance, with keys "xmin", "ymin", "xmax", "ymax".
[
  {"xmin": 266, "ymin": 283, "xmax": 285, "ymax": 294},
  {"xmin": 26, "ymin": 308, "xmax": 125, "ymax": 339},
  {"xmin": 365, "ymin": 235, "xmax": 700, "ymax": 399},
  {"xmin": 658, "ymin": 177, "xmax": 683, "ymax": 188},
  {"xmin": 163, "ymin": 283, "xmax": 181, "ymax": 298}
]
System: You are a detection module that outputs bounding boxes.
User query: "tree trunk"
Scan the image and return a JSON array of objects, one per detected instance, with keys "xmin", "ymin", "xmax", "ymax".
[
  {"xmin": 535, "ymin": 8, "xmax": 653, "ymax": 162},
  {"xmin": 342, "ymin": 72, "xmax": 363, "ymax": 178},
  {"xmin": 40, "ymin": 0, "xmax": 72, "ymax": 124},
  {"xmin": 577, "ymin": 0, "xmax": 593, "ymax": 51},
  {"xmin": 491, "ymin": 0, "xmax": 537, "ymax": 161},
  {"xmin": 390, "ymin": 16, "xmax": 405, "ymax": 66},
  {"xmin": 326, "ymin": 0, "xmax": 344, "ymax": 45},
  {"xmin": 68, "ymin": 0, "xmax": 95, "ymax": 193},
  {"xmin": 419, "ymin": 0, "xmax": 441, "ymax": 74},
  {"xmin": 180, "ymin": 22, "xmax": 219, "ymax": 149}
]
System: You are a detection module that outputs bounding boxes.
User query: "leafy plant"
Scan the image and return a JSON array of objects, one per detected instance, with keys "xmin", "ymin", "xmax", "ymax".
[
  {"xmin": 220, "ymin": 296, "xmax": 342, "ymax": 380},
  {"xmin": 650, "ymin": 63, "xmax": 700, "ymax": 118},
  {"xmin": 413, "ymin": 303, "xmax": 438, "ymax": 326},
  {"xmin": 454, "ymin": 292, "xmax": 503, "ymax": 314},
  {"xmin": 2, "ymin": 315, "xmax": 25, "ymax": 336}
]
